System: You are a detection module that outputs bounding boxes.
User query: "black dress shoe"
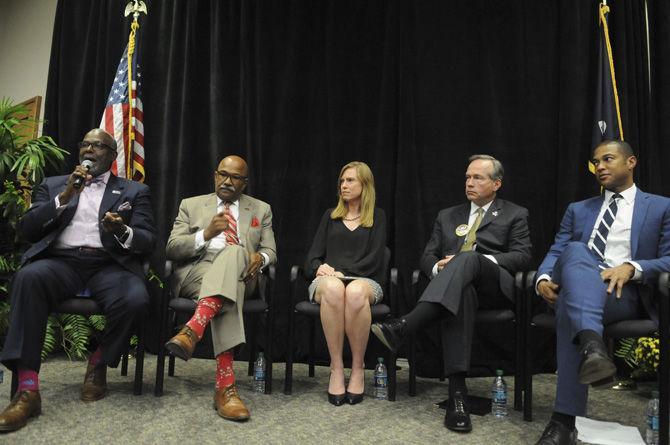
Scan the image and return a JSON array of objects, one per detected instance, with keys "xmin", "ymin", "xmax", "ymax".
[
  {"xmin": 345, "ymin": 392, "xmax": 364, "ymax": 405},
  {"xmin": 444, "ymin": 391, "xmax": 472, "ymax": 433},
  {"xmin": 578, "ymin": 338, "xmax": 616, "ymax": 385},
  {"xmin": 371, "ymin": 318, "xmax": 407, "ymax": 353},
  {"xmin": 327, "ymin": 392, "xmax": 346, "ymax": 406},
  {"xmin": 535, "ymin": 420, "xmax": 577, "ymax": 445}
]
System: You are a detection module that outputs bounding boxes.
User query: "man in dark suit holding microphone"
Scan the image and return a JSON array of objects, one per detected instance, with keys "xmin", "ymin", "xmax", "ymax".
[
  {"xmin": 372, "ymin": 154, "xmax": 531, "ymax": 433},
  {"xmin": 0, "ymin": 128, "xmax": 156, "ymax": 432}
]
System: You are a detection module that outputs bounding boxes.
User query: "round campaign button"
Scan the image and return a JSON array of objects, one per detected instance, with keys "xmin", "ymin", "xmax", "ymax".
[{"xmin": 455, "ymin": 224, "xmax": 469, "ymax": 237}]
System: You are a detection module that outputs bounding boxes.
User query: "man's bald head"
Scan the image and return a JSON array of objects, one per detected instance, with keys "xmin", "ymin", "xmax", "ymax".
[
  {"xmin": 214, "ymin": 155, "xmax": 248, "ymax": 202},
  {"xmin": 78, "ymin": 128, "xmax": 118, "ymax": 176}
]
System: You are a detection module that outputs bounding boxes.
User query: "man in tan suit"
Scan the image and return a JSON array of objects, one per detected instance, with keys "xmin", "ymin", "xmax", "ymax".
[{"xmin": 164, "ymin": 155, "xmax": 276, "ymax": 421}]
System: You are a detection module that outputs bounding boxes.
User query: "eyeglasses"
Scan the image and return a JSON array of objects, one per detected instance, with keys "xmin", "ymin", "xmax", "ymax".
[
  {"xmin": 78, "ymin": 141, "xmax": 114, "ymax": 152},
  {"xmin": 215, "ymin": 170, "xmax": 247, "ymax": 182}
]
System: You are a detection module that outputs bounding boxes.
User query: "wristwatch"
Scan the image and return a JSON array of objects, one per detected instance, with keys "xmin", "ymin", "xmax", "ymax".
[{"xmin": 117, "ymin": 226, "xmax": 130, "ymax": 244}]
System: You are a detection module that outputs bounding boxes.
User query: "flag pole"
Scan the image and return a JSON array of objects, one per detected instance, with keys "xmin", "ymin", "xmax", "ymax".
[
  {"xmin": 598, "ymin": 1, "xmax": 624, "ymax": 141},
  {"xmin": 124, "ymin": 0, "xmax": 147, "ymax": 179}
]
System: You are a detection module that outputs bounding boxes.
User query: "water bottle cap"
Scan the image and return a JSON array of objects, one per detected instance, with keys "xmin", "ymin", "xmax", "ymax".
[
  {"xmin": 496, "ymin": 369, "xmax": 503, "ymax": 376},
  {"xmin": 377, "ymin": 357, "xmax": 384, "ymax": 363},
  {"xmin": 652, "ymin": 390, "xmax": 659, "ymax": 398}
]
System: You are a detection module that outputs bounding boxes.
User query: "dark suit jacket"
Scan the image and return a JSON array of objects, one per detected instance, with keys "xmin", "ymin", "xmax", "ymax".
[
  {"xmin": 18, "ymin": 174, "xmax": 157, "ymax": 277},
  {"xmin": 420, "ymin": 198, "xmax": 532, "ymax": 299},
  {"xmin": 537, "ymin": 189, "xmax": 670, "ymax": 320}
]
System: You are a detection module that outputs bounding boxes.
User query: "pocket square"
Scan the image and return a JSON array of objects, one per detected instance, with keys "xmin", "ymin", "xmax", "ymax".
[
  {"xmin": 118, "ymin": 201, "xmax": 132, "ymax": 212},
  {"xmin": 251, "ymin": 217, "xmax": 259, "ymax": 227}
]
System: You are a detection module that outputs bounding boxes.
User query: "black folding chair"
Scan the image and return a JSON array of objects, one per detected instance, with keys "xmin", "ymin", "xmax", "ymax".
[
  {"xmin": 523, "ymin": 270, "xmax": 669, "ymax": 445},
  {"xmin": 9, "ymin": 291, "xmax": 147, "ymax": 398},
  {"xmin": 283, "ymin": 247, "xmax": 399, "ymax": 401},
  {"xmin": 407, "ymin": 269, "xmax": 526, "ymax": 413},
  {"xmin": 154, "ymin": 261, "xmax": 276, "ymax": 396}
]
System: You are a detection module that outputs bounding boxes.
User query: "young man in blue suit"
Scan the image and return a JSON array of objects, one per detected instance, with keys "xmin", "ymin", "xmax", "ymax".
[
  {"xmin": 534, "ymin": 140, "xmax": 670, "ymax": 445},
  {"xmin": 0, "ymin": 129, "xmax": 156, "ymax": 432}
]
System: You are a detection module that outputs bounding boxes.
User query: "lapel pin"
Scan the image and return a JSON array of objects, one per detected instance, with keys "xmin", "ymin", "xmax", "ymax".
[
  {"xmin": 492, "ymin": 211, "xmax": 499, "ymax": 216},
  {"xmin": 112, "ymin": 190, "xmax": 121, "ymax": 194},
  {"xmin": 455, "ymin": 224, "xmax": 469, "ymax": 237}
]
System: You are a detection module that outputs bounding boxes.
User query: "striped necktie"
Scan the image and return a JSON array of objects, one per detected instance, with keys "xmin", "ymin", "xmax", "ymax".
[
  {"xmin": 223, "ymin": 202, "xmax": 240, "ymax": 245},
  {"xmin": 590, "ymin": 193, "xmax": 622, "ymax": 262},
  {"xmin": 460, "ymin": 207, "xmax": 484, "ymax": 252}
]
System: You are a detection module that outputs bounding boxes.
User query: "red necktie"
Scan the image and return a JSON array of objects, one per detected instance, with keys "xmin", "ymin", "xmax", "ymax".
[{"xmin": 223, "ymin": 202, "xmax": 239, "ymax": 245}]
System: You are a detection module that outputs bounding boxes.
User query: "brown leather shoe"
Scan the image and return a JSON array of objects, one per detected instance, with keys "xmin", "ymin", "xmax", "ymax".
[
  {"xmin": 213, "ymin": 384, "xmax": 250, "ymax": 421},
  {"xmin": 81, "ymin": 363, "xmax": 107, "ymax": 402},
  {"xmin": 165, "ymin": 326, "xmax": 199, "ymax": 361},
  {"xmin": 0, "ymin": 390, "xmax": 41, "ymax": 432}
]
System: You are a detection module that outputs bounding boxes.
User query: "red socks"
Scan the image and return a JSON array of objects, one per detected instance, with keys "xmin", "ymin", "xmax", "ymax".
[
  {"xmin": 88, "ymin": 346, "xmax": 103, "ymax": 367},
  {"xmin": 186, "ymin": 296, "xmax": 223, "ymax": 340},
  {"xmin": 185, "ymin": 297, "xmax": 234, "ymax": 390},
  {"xmin": 215, "ymin": 351, "xmax": 235, "ymax": 390},
  {"xmin": 17, "ymin": 368, "xmax": 39, "ymax": 392}
]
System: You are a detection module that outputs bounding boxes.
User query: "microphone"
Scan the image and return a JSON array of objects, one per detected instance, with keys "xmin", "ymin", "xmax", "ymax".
[{"xmin": 73, "ymin": 159, "xmax": 94, "ymax": 189}]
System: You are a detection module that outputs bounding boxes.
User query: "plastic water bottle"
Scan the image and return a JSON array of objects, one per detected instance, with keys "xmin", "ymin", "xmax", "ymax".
[
  {"xmin": 491, "ymin": 369, "xmax": 508, "ymax": 418},
  {"xmin": 253, "ymin": 352, "xmax": 266, "ymax": 393},
  {"xmin": 373, "ymin": 357, "xmax": 388, "ymax": 400},
  {"xmin": 646, "ymin": 390, "xmax": 660, "ymax": 445}
]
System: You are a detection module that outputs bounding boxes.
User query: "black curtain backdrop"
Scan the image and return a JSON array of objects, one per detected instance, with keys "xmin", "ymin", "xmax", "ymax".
[{"xmin": 43, "ymin": 0, "xmax": 670, "ymax": 375}]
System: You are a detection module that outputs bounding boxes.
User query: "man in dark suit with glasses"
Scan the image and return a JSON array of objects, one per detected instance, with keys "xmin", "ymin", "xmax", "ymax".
[{"xmin": 0, "ymin": 128, "xmax": 156, "ymax": 432}]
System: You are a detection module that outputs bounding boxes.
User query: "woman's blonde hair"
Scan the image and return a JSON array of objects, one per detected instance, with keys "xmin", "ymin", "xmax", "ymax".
[{"xmin": 330, "ymin": 161, "xmax": 376, "ymax": 227}]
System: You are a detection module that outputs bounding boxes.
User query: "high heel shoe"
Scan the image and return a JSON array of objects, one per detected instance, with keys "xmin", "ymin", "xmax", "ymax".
[
  {"xmin": 327, "ymin": 392, "xmax": 347, "ymax": 406},
  {"xmin": 345, "ymin": 391, "xmax": 364, "ymax": 405}
]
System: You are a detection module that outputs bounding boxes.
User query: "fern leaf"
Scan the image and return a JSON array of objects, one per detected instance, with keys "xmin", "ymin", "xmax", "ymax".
[
  {"xmin": 59, "ymin": 314, "xmax": 91, "ymax": 360},
  {"xmin": 88, "ymin": 315, "xmax": 106, "ymax": 332},
  {"xmin": 41, "ymin": 315, "xmax": 60, "ymax": 360}
]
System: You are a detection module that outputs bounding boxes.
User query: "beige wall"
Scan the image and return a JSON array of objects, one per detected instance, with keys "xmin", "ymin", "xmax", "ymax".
[{"xmin": 0, "ymin": 0, "xmax": 58, "ymax": 127}]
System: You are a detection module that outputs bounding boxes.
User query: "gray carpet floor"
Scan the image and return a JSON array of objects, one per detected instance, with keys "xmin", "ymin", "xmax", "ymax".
[{"xmin": 0, "ymin": 355, "xmax": 654, "ymax": 444}]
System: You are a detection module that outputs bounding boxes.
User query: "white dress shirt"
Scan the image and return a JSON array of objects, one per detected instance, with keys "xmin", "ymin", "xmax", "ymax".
[
  {"xmin": 194, "ymin": 197, "xmax": 269, "ymax": 267},
  {"xmin": 536, "ymin": 183, "xmax": 642, "ymax": 291},
  {"xmin": 431, "ymin": 200, "xmax": 497, "ymax": 277},
  {"xmin": 53, "ymin": 171, "xmax": 133, "ymax": 249}
]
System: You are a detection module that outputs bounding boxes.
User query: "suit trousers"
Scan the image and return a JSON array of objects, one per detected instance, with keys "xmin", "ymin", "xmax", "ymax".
[
  {"xmin": 419, "ymin": 251, "xmax": 509, "ymax": 374},
  {"xmin": 1, "ymin": 249, "xmax": 149, "ymax": 372},
  {"xmin": 552, "ymin": 242, "xmax": 643, "ymax": 416},
  {"xmin": 179, "ymin": 245, "xmax": 249, "ymax": 355}
]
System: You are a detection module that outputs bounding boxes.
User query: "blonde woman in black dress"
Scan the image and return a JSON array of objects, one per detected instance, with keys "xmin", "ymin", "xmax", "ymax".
[{"xmin": 305, "ymin": 161, "xmax": 387, "ymax": 405}]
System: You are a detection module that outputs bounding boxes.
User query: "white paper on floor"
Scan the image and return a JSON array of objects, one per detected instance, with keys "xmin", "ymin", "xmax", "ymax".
[{"xmin": 576, "ymin": 416, "xmax": 645, "ymax": 445}]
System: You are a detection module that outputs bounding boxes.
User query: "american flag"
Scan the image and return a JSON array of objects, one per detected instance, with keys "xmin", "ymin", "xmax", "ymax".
[{"xmin": 99, "ymin": 42, "xmax": 145, "ymax": 182}]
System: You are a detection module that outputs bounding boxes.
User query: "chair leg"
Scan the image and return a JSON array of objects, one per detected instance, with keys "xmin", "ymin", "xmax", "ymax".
[
  {"xmin": 247, "ymin": 314, "xmax": 257, "ymax": 377},
  {"xmin": 388, "ymin": 351, "xmax": 397, "ymax": 402},
  {"xmin": 265, "ymin": 307, "xmax": 274, "ymax": 395},
  {"xmin": 523, "ymin": 326, "xmax": 533, "ymax": 421},
  {"xmin": 409, "ymin": 332, "xmax": 417, "ymax": 397},
  {"xmin": 168, "ymin": 354, "xmax": 176, "ymax": 377},
  {"xmin": 659, "ymin": 288, "xmax": 669, "ymax": 445},
  {"xmin": 121, "ymin": 353, "xmax": 129, "ymax": 376},
  {"xmin": 308, "ymin": 319, "xmax": 315, "ymax": 378},
  {"xmin": 514, "ymin": 273, "xmax": 526, "ymax": 413},
  {"xmin": 284, "ymin": 310, "xmax": 295, "ymax": 395},
  {"xmin": 10, "ymin": 370, "xmax": 17, "ymax": 399},
  {"xmin": 155, "ymin": 345, "xmax": 166, "ymax": 397},
  {"xmin": 133, "ymin": 335, "xmax": 145, "ymax": 396}
]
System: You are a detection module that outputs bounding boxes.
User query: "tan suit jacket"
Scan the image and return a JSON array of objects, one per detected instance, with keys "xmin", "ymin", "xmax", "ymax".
[{"xmin": 166, "ymin": 193, "xmax": 277, "ymax": 298}]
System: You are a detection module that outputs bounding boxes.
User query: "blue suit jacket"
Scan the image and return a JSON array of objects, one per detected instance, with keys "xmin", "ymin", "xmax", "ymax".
[
  {"xmin": 18, "ymin": 174, "xmax": 157, "ymax": 277},
  {"xmin": 538, "ymin": 189, "xmax": 670, "ymax": 318}
]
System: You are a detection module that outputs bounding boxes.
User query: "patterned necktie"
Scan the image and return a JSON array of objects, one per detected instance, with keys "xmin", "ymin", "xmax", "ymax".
[
  {"xmin": 590, "ymin": 193, "xmax": 622, "ymax": 262},
  {"xmin": 223, "ymin": 202, "xmax": 239, "ymax": 245},
  {"xmin": 460, "ymin": 207, "xmax": 484, "ymax": 252}
]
